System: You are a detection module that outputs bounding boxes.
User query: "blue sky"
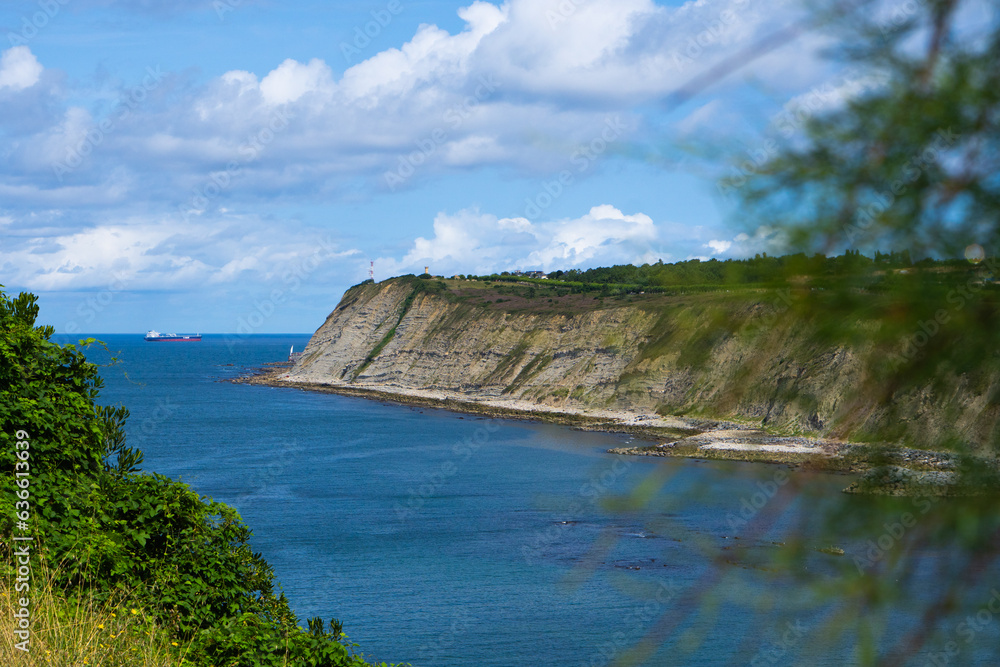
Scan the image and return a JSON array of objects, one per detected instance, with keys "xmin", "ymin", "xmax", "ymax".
[{"xmin": 0, "ymin": 0, "xmax": 923, "ymax": 333}]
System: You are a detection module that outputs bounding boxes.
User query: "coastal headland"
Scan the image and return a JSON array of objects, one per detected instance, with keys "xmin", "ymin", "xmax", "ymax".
[{"xmin": 234, "ymin": 272, "xmax": 1000, "ymax": 494}]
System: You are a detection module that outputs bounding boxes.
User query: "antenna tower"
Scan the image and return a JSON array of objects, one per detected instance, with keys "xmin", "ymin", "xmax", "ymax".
[{"xmin": 369, "ymin": 260, "xmax": 374, "ymax": 281}]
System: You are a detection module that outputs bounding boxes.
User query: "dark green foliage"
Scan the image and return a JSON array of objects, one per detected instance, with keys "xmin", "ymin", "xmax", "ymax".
[
  {"xmin": 409, "ymin": 276, "xmax": 448, "ymax": 297},
  {"xmin": 723, "ymin": 0, "xmax": 1000, "ymax": 453},
  {"xmin": 0, "ymin": 286, "xmax": 393, "ymax": 666},
  {"xmin": 704, "ymin": 3, "xmax": 1000, "ymax": 663},
  {"xmin": 738, "ymin": 0, "xmax": 1000, "ymax": 258},
  {"xmin": 546, "ymin": 251, "xmax": 913, "ymax": 289}
]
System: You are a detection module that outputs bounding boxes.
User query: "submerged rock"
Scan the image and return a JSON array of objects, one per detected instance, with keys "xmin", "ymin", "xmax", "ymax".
[{"xmin": 843, "ymin": 465, "xmax": 998, "ymax": 496}]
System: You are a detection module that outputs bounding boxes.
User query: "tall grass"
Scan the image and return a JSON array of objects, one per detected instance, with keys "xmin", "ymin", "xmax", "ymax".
[{"xmin": 0, "ymin": 559, "xmax": 190, "ymax": 666}]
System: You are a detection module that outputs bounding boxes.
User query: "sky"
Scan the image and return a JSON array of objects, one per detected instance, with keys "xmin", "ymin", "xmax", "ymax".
[{"xmin": 0, "ymin": 0, "xmax": 944, "ymax": 333}]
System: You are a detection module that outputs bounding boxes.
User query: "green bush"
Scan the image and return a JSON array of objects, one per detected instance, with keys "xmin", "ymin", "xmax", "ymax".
[{"xmin": 0, "ymin": 287, "xmax": 397, "ymax": 666}]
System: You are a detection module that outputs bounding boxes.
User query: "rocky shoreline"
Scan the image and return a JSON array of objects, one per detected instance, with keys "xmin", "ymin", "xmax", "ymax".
[
  {"xmin": 231, "ymin": 363, "xmax": 712, "ymax": 437},
  {"xmin": 229, "ymin": 363, "xmax": 987, "ymax": 494}
]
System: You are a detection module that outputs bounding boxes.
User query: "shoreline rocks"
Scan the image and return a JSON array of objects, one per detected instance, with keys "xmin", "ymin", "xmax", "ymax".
[{"xmin": 230, "ymin": 365, "xmax": 992, "ymax": 495}]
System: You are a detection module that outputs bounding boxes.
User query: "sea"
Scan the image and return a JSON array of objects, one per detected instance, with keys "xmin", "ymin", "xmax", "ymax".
[{"xmin": 59, "ymin": 333, "xmax": 1000, "ymax": 667}]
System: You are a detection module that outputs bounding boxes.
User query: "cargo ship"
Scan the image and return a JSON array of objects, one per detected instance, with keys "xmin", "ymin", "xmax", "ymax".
[{"xmin": 144, "ymin": 330, "xmax": 202, "ymax": 342}]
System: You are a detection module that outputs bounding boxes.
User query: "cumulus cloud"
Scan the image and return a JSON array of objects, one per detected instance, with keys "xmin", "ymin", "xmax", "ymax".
[
  {"xmin": 677, "ymin": 227, "xmax": 787, "ymax": 261},
  {"xmin": 705, "ymin": 239, "xmax": 732, "ymax": 254},
  {"xmin": 0, "ymin": 0, "xmax": 834, "ymax": 210},
  {"xmin": 0, "ymin": 47, "xmax": 43, "ymax": 91},
  {"xmin": 260, "ymin": 59, "xmax": 334, "ymax": 106},
  {"xmin": 730, "ymin": 225, "xmax": 788, "ymax": 255},
  {"xmin": 0, "ymin": 0, "xmax": 861, "ymax": 335},
  {"xmin": 0, "ymin": 0, "xmax": 838, "ymax": 309},
  {"xmin": 381, "ymin": 204, "xmax": 664, "ymax": 276}
]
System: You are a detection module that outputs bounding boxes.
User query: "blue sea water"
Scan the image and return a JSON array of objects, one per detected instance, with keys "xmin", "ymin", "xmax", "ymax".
[{"xmin": 61, "ymin": 334, "xmax": 1000, "ymax": 666}]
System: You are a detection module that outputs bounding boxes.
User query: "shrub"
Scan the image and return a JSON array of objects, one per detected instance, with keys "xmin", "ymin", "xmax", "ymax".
[{"xmin": 0, "ymin": 287, "xmax": 397, "ymax": 666}]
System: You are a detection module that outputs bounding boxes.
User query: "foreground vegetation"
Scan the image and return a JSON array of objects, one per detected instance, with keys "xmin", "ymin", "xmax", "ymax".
[
  {"xmin": 0, "ymin": 288, "xmax": 397, "ymax": 666},
  {"xmin": 0, "ymin": 563, "xmax": 185, "ymax": 667}
]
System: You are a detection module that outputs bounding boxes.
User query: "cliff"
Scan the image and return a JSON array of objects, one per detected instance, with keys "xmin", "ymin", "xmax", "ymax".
[{"xmin": 286, "ymin": 276, "xmax": 999, "ymax": 452}]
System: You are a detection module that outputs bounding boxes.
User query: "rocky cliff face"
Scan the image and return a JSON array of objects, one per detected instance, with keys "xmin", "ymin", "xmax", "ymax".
[
  {"xmin": 291, "ymin": 279, "xmax": 657, "ymax": 404},
  {"xmin": 288, "ymin": 278, "xmax": 998, "ymax": 450}
]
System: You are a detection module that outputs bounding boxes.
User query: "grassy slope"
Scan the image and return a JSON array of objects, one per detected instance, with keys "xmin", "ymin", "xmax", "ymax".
[{"xmin": 0, "ymin": 563, "xmax": 187, "ymax": 667}]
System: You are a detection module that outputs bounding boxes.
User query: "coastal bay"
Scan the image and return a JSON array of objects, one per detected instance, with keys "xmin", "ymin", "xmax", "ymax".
[
  {"xmin": 73, "ymin": 333, "xmax": 1000, "ymax": 665},
  {"xmin": 80, "ymin": 334, "xmax": 933, "ymax": 666}
]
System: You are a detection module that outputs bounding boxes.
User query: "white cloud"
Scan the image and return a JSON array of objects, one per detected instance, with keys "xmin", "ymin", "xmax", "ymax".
[
  {"xmin": 100, "ymin": 7, "xmax": 815, "ymax": 153},
  {"xmin": 442, "ymin": 134, "xmax": 507, "ymax": 165},
  {"xmin": 528, "ymin": 204, "xmax": 656, "ymax": 268},
  {"xmin": 777, "ymin": 68, "xmax": 887, "ymax": 130},
  {"xmin": 728, "ymin": 225, "xmax": 787, "ymax": 255},
  {"xmin": 384, "ymin": 204, "xmax": 663, "ymax": 275},
  {"xmin": 0, "ymin": 0, "xmax": 839, "ymax": 213},
  {"xmin": 0, "ymin": 0, "xmax": 836, "ymax": 295},
  {"xmin": 1, "ymin": 212, "xmax": 359, "ymax": 291},
  {"xmin": 0, "ymin": 47, "xmax": 43, "ymax": 91},
  {"xmin": 340, "ymin": 1, "xmax": 507, "ymax": 104},
  {"xmin": 0, "ymin": 0, "xmax": 856, "ymax": 335},
  {"xmin": 477, "ymin": 0, "xmax": 662, "ymax": 90},
  {"xmin": 705, "ymin": 239, "xmax": 732, "ymax": 254},
  {"xmin": 259, "ymin": 58, "xmax": 334, "ymax": 106},
  {"xmin": 28, "ymin": 107, "xmax": 92, "ymax": 170}
]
